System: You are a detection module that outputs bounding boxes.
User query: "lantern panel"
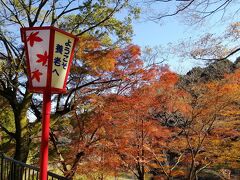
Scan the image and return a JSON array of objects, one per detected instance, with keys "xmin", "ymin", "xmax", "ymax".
[
  {"xmin": 51, "ymin": 31, "xmax": 75, "ymax": 89},
  {"xmin": 25, "ymin": 30, "xmax": 50, "ymax": 88}
]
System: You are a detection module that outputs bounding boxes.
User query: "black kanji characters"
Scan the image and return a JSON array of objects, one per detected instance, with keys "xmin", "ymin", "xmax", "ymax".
[
  {"xmin": 54, "ymin": 57, "xmax": 61, "ymax": 66},
  {"xmin": 52, "ymin": 39, "xmax": 73, "ymax": 74},
  {"xmin": 55, "ymin": 44, "xmax": 63, "ymax": 54}
]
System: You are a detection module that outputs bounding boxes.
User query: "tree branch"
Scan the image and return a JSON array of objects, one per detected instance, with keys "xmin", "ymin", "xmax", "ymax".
[
  {"xmin": 0, "ymin": 0, "xmax": 24, "ymax": 27},
  {"xmin": 49, "ymin": 129, "xmax": 68, "ymax": 173},
  {"xmin": 30, "ymin": 0, "xmax": 48, "ymax": 27},
  {"xmin": 0, "ymin": 124, "xmax": 16, "ymax": 139},
  {"xmin": 150, "ymin": 0, "xmax": 195, "ymax": 20},
  {"xmin": 192, "ymin": 47, "xmax": 240, "ymax": 61},
  {"xmin": 51, "ymin": 0, "xmax": 82, "ymax": 26}
]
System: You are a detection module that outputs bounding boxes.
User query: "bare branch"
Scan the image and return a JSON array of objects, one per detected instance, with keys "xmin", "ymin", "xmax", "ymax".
[
  {"xmin": 0, "ymin": 0, "xmax": 24, "ymax": 27},
  {"xmin": 150, "ymin": 0, "xmax": 195, "ymax": 20},
  {"xmin": 30, "ymin": 0, "xmax": 48, "ymax": 26},
  {"xmin": 51, "ymin": 0, "xmax": 82, "ymax": 26},
  {"xmin": 192, "ymin": 47, "xmax": 240, "ymax": 61}
]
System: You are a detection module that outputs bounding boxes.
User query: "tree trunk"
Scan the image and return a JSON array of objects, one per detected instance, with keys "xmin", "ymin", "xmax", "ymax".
[
  {"xmin": 14, "ymin": 92, "xmax": 32, "ymax": 163},
  {"xmin": 14, "ymin": 125, "xmax": 31, "ymax": 163},
  {"xmin": 9, "ymin": 92, "xmax": 32, "ymax": 180},
  {"xmin": 138, "ymin": 173, "xmax": 144, "ymax": 180},
  {"xmin": 136, "ymin": 163, "xmax": 145, "ymax": 180},
  {"xmin": 188, "ymin": 158, "xmax": 196, "ymax": 180},
  {"xmin": 65, "ymin": 151, "xmax": 85, "ymax": 179}
]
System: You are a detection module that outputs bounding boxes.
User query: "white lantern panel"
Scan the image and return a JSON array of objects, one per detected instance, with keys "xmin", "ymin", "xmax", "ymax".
[
  {"xmin": 26, "ymin": 30, "xmax": 50, "ymax": 87},
  {"xmin": 51, "ymin": 31, "xmax": 74, "ymax": 89}
]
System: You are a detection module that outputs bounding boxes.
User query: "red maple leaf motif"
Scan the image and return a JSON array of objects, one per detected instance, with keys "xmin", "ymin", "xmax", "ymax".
[
  {"xmin": 31, "ymin": 69, "xmax": 43, "ymax": 82},
  {"xmin": 36, "ymin": 51, "xmax": 48, "ymax": 66},
  {"xmin": 27, "ymin": 31, "xmax": 43, "ymax": 47}
]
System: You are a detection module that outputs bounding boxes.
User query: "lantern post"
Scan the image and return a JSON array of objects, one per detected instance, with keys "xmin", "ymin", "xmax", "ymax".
[
  {"xmin": 21, "ymin": 26, "xmax": 78, "ymax": 180},
  {"xmin": 39, "ymin": 91, "xmax": 51, "ymax": 179}
]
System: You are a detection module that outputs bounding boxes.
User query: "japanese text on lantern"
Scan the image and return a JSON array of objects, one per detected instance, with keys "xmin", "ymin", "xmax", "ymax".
[{"xmin": 51, "ymin": 31, "xmax": 74, "ymax": 89}]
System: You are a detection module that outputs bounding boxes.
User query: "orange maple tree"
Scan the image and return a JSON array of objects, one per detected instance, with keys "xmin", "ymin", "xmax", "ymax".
[
  {"xmin": 49, "ymin": 42, "xmax": 168, "ymax": 179},
  {"xmin": 160, "ymin": 69, "xmax": 240, "ymax": 180}
]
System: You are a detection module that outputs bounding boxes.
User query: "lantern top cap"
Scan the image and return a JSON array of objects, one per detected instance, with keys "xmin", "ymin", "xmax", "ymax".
[{"xmin": 20, "ymin": 26, "xmax": 78, "ymax": 42}]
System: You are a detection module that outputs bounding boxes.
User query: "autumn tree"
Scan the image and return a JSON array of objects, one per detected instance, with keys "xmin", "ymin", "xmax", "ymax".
[
  {"xmin": 79, "ymin": 83, "xmax": 171, "ymax": 180},
  {"xmin": 167, "ymin": 68, "xmax": 240, "ymax": 180},
  {"xmin": 107, "ymin": 92, "xmax": 171, "ymax": 180},
  {"xmin": 143, "ymin": 72, "xmax": 191, "ymax": 179},
  {"xmin": 193, "ymin": 69, "xmax": 240, "ymax": 178},
  {"xmin": 62, "ymin": 70, "xmax": 186, "ymax": 179},
  {"xmin": 138, "ymin": 67, "xmax": 240, "ymax": 179},
  {"xmin": 37, "ymin": 44, "xmax": 166, "ymax": 178}
]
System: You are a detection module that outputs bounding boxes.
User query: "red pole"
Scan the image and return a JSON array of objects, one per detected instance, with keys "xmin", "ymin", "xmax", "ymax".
[{"xmin": 39, "ymin": 91, "xmax": 51, "ymax": 180}]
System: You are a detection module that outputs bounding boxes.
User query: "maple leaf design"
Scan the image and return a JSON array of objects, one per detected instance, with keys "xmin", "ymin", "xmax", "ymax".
[
  {"xmin": 36, "ymin": 51, "xmax": 48, "ymax": 66},
  {"xmin": 27, "ymin": 31, "xmax": 43, "ymax": 47},
  {"xmin": 31, "ymin": 69, "xmax": 43, "ymax": 82}
]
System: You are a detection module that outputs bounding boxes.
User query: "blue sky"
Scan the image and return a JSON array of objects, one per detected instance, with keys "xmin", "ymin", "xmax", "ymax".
[
  {"xmin": 132, "ymin": 19, "xmax": 187, "ymax": 46},
  {"xmin": 130, "ymin": 1, "xmax": 239, "ymax": 74},
  {"xmin": 131, "ymin": 19, "xmax": 204, "ymax": 74}
]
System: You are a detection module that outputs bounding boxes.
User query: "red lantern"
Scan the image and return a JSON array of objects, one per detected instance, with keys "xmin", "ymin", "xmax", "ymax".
[
  {"xmin": 21, "ymin": 26, "xmax": 78, "ymax": 94},
  {"xmin": 21, "ymin": 26, "xmax": 78, "ymax": 180}
]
